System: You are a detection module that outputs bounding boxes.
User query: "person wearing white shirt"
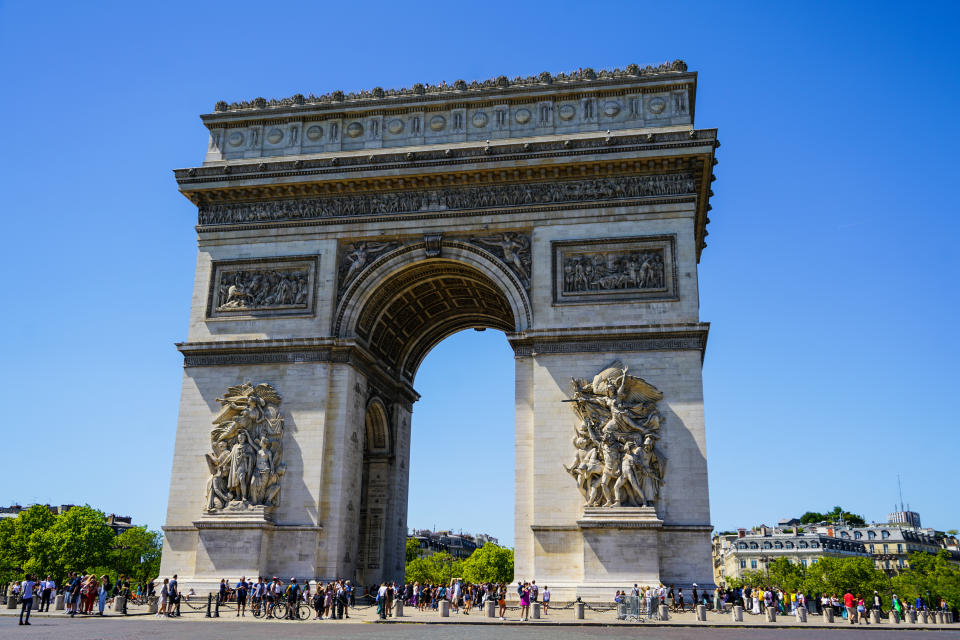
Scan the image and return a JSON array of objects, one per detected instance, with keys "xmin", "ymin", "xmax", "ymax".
[{"xmin": 40, "ymin": 576, "xmax": 55, "ymax": 612}]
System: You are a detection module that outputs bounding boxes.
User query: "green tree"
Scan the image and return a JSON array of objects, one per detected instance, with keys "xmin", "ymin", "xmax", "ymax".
[
  {"xmin": 404, "ymin": 551, "xmax": 462, "ymax": 584},
  {"xmin": 0, "ymin": 506, "xmax": 57, "ymax": 581},
  {"xmin": 798, "ymin": 506, "xmax": 865, "ymax": 527},
  {"xmin": 111, "ymin": 527, "xmax": 162, "ymax": 583},
  {"xmin": 801, "ymin": 556, "xmax": 888, "ymax": 597},
  {"xmin": 461, "ymin": 543, "xmax": 514, "ymax": 584},
  {"xmin": 406, "ymin": 537, "xmax": 422, "ymax": 563},
  {"xmin": 892, "ymin": 551, "xmax": 960, "ymax": 608},
  {"xmin": 46, "ymin": 506, "xmax": 113, "ymax": 577},
  {"xmin": 766, "ymin": 557, "xmax": 805, "ymax": 592}
]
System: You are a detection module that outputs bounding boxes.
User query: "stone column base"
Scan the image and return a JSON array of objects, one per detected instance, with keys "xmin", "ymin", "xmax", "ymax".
[{"xmin": 574, "ymin": 507, "xmax": 662, "ymax": 600}]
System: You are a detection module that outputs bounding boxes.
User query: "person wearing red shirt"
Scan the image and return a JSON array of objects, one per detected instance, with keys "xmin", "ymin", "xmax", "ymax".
[{"xmin": 843, "ymin": 591, "xmax": 855, "ymax": 624}]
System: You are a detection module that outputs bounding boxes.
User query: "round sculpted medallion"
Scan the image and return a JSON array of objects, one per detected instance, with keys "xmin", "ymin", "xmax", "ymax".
[
  {"xmin": 515, "ymin": 108, "xmax": 531, "ymax": 124},
  {"xmin": 228, "ymin": 131, "xmax": 244, "ymax": 147},
  {"xmin": 603, "ymin": 101, "xmax": 621, "ymax": 117},
  {"xmin": 306, "ymin": 125, "xmax": 323, "ymax": 141},
  {"xmin": 558, "ymin": 104, "xmax": 576, "ymax": 121},
  {"xmin": 429, "ymin": 115, "xmax": 446, "ymax": 131},
  {"xmin": 266, "ymin": 128, "xmax": 284, "ymax": 144},
  {"xmin": 472, "ymin": 111, "xmax": 489, "ymax": 128},
  {"xmin": 647, "ymin": 97, "xmax": 666, "ymax": 115},
  {"xmin": 346, "ymin": 122, "xmax": 364, "ymax": 138},
  {"xmin": 387, "ymin": 119, "xmax": 404, "ymax": 135}
]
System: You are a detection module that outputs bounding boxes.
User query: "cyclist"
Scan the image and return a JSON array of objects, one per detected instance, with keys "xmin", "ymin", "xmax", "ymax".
[{"xmin": 286, "ymin": 578, "xmax": 301, "ymax": 619}]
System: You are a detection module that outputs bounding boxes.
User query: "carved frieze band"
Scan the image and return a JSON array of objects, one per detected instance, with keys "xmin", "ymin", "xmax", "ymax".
[
  {"xmin": 206, "ymin": 255, "xmax": 319, "ymax": 319},
  {"xmin": 197, "ymin": 173, "xmax": 695, "ymax": 227},
  {"xmin": 552, "ymin": 235, "xmax": 678, "ymax": 304},
  {"xmin": 510, "ymin": 334, "xmax": 707, "ymax": 357}
]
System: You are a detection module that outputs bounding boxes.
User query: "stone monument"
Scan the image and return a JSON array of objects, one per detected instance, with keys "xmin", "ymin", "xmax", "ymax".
[{"xmin": 159, "ymin": 61, "xmax": 719, "ymax": 598}]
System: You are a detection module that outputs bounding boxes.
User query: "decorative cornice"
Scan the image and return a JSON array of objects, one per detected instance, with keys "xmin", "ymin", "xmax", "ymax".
[{"xmin": 209, "ymin": 62, "xmax": 690, "ymax": 115}]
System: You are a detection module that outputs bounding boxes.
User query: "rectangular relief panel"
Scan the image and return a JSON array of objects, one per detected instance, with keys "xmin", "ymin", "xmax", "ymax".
[
  {"xmin": 552, "ymin": 235, "xmax": 677, "ymax": 304},
  {"xmin": 206, "ymin": 255, "xmax": 320, "ymax": 320}
]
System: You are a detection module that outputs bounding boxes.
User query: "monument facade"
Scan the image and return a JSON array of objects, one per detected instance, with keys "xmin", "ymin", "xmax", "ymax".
[{"xmin": 160, "ymin": 62, "xmax": 719, "ymax": 598}]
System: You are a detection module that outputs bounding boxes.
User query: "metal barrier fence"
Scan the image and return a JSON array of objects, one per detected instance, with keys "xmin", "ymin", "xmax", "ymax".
[{"xmin": 616, "ymin": 596, "xmax": 659, "ymax": 622}]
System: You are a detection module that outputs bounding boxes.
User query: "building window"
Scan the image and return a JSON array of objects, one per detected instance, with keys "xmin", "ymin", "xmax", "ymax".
[
  {"xmin": 883, "ymin": 544, "xmax": 889, "ymax": 553},
  {"xmin": 763, "ymin": 542, "xmax": 772, "ymax": 549},
  {"xmin": 841, "ymin": 532, "xmax": 849, "ymax": 539},
  {"xmin": 750, "ymin": 542, "xmax": 759, "ymax": 549},
  {"xmin": 738, "ymin": 542, "xmax": 747, "ymax": 549},
  {"xmin": 774, "ymin": 542, "xmax": 783, "ymax": 549},
  {"xmin": 855, "ymin": 532, "xmax": 862, "ymax": 539},
  {"xmin": 785, "ymin": 542, "xmax": 794, "ymax": 549},
  {"xmin": 740, "ymin": 560, "xmax": 746, "ymax": 569},
  {"xmin": 801, "ymin": 559, "xmax": 807, "ymax": 567},
  {"xmin": 868, "ymin": 531, "xmax": 876, "ymax": 540},
  {"xmin": 899, "ymin": 559, "xmax": 905, "ymax": 568},
  {"xmin": 811, "ymin": 542, "xmax": 819, "ymax": 548},
  {"xmin": 897, "ymin": 543, "xmax": 903, "ymax": 553},
  {"xmin": 751, "ymin": 560, "xmax": 757, "ymax": 569},
  {"xmin": 882, "ymin": 531, "xmax": 890, "ymax": 539}
]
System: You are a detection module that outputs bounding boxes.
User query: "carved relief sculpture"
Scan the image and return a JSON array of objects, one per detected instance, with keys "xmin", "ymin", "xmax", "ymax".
[
  {"xmin": 198, "ymin": 173, "xmax": 696, "ymax": 226},
  {"xmin": 204, "ymin": 382, "xmax": 286, "ymax": 514},
  {"xmin": 470, "ymin": 232, "xmax": 531, "ymax": 289},
  {"xmin": 207, "ymin": 256, "xmax": 318, "ymax": 319},
  {"xmin": 338, "ymin": 240, "xmax": 400, "ymax": 293},
  {"xmin": 553, "ymin": 236, "xmax": 677, "ymax": 304},
  {"xmin": 562, "ymin": 249, "xmax": 664, "ymax": 293},
  {"xmin": 564, "ymin": 361, "xmax": 666, "ymax": 512}
]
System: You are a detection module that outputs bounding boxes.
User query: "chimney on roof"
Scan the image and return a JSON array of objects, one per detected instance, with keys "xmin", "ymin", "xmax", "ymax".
[
  {"xmin": 793, "ymin": 525, "xmax": 799, "ymax": 535},
  {"xmin": 738, "ymin": 528, "xmax": 746, "ymax": 539},
  {"xmin": 760, "ymin": 525, "xmax": 769, "ymax": 536}
]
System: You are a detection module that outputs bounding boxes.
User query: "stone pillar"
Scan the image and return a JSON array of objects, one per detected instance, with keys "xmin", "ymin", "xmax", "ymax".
[
  {"xmin": 695, "ymin": 604, "xmax": 706, "ymax": 621},
  {"xmin": 890, "ymin": 610, "xmax": 900, "ymax": 623},
  {"xmin": 907, "ymin": 609, "xmax": 916, "ymax": 623},
  {"xmin": 797, "ymin": 606, "xmax": 807, "ymax": 622},
  {"xmin": 485, "ymin": 600, "xmax": 496, "ymax": 617},
  {"xmin": 920, "ymin": 610, "xmax": 928, "ymax": 624},
  {"xmin": 732, "ymin": 605, "xmax": 743, "ymax": 622},
  {"xmin": 54, "ymin": 594, "xmax": 65, "ymax": 611},
  {"xmin": 765, "ymin": 607, "xmax": 776, "ymax": 622},
  {"xmin": 147, "ymin": 596, "xmax": 158, "ymax": 614},
  {"xmin": 532, "ymin": 602, "xmax": 541, "ymax": 619},
  {"xmin": 574, "ymin": 602, "xmax": 585, "ymax": 619},
  {"xmin": 659, "ymin": 604, "xmax": 670, "ymax": 620},
  {"xmin": 937, "ymin": 611, "xmax": 946, "ymax": 624},
  {"xmin": 824, "ymin": 608, "xmax": 834, "ymax": 623},
  {"xmin": 5, "ymin": 595, "xmax": 16, "ymax": 610},
  {"xmin": 439, "ymin": 600, "xmax": 449, "ymax": 617},
  {"xmin": 113, "ymin": 596, "xmax": 126, "ymax": 613},
  {"xmin": 392, "ymin": 599, "xmax": 403, "ymax": 618},
  {"xmin": 869, "ymin": 609, "xmax": 879, "ymax": 624}
]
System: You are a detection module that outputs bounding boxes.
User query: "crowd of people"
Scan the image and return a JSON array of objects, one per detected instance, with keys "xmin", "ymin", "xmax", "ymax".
[
  {"xmin": 367, "ymin": 579, "xmax": 549, "ymax": 621},
  {"xmin": 7, "ymin": 572, "xmax": 145, "ymax": 625}
]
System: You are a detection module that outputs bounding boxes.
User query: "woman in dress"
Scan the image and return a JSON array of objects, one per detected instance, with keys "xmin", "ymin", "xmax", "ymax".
[
  {"xmin": 497, "ymin": 584, "xmax": 507, "ymax": 620},
  {"xmin": 751, "ymin": 589, "xmax": 761, "ymax": 615}
]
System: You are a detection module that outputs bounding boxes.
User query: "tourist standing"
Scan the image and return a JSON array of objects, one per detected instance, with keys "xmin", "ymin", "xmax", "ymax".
[
  {"xmin": 543, "ymin": 585, "xmax": 550, "ymax": 615},
  {"xmin": 519, "ymin": 582, "xmax": 531, "ymax": 621},
  {"xmin": 39, "ymin": 576, "xmax": 54, "ymax": 612},
  {"xmin": 18, "ymin": 575, "xmax": 35, "ymax": 626},
  {"xmin": 97, "ymin": 575, "xmax": 109, "ymax": 615},
  {"xmin": 498, "ymin": 584, "xmax": 507, "ymax": 620},
  {"xmin": 236, "ymin": 576, "xmax": 248, "ymax": 616}
]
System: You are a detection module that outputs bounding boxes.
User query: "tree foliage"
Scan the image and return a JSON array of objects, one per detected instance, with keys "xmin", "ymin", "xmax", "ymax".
[
  {"xmin": 404, "ymin": 551, "xmax": 462, "ymax": 584},
  {"xmin": 405, "ymin": 537, "xmax": 422, "ymax": 563},
  {"xmin": 0, "ymin": 505, "xmax": 161, "ymax": 585},
  {"xmin": 461, "ymin": 543, "xmax": 514, "ymax": 584},
  {"xmin": 892, "ymin": 551, "xmax": 960, "ymax": 608},
  {"xmin": 799, "ymin": 506, "xmax": 866, "ymax": 527}
]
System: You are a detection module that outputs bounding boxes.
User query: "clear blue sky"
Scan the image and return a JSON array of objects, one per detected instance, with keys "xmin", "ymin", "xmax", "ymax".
[{"xmin": 2, "ymin": 1, "xmax": 958, "ymax": 547}]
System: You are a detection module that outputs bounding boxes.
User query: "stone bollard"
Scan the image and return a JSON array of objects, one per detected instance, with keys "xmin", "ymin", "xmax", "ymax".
[
  {"xmin": 5, "ymin": 595, "xmax": 16, "ymax": 610},
  {"xmin": 55, "ymin": 593, "xmax": 65, "ymax": 611},
  {"xmin": 732, "ymin": 605, "xmax": 743, "ymax": 622},
  {"xmin": 938, "ymin": 611, "xmax": 946, "ymax": 624},
  {"xmin": 485, "ymin": 600, "xmax": 495, "ymax": 618},
  {"xmin": 890, "ymin": 610, "xmax": 900, "ymax": 624},
  {"xmin": 659, "ymin": 604, "xmax": 670, "ymax": 620},
  {"xmin": 948, "ymin": 611, "xmax": 954, "ymax": 623},
  {"xmin": 113, "ymin": 595, "xmax": 126, "ymax": 613},
  {"xmin": 824, "ymin": 608, "xmax": 834, "ymax": 623},
  {"xmin": 532, "ymin": 602, "xmax": 540, "ymax": 619},
  {"xmin": 907, "ymin": 610, "xmax": 916, "ymax": 623},
  {"xmin": 920, "ymin": 610, "xmax": 928, "ymax": 624},
  {"xmin": 765, "ymin": 607, "xmax": 776, "ymax": 622},
  {"xmin": 393, "ymin": 599, "xmax": 403, "ymax": 618},
  {"xmin": 797, "ymin": 606, "xmax": 807, "ymax": 622},
  {"xmin": 147, "ymin": 596, "xmax": 158, "ymax": 614},
  {"xmin": 696, "ymin": 604, "xmax": 706, "ymax": 621},
  {"xmin": 870, "ymin": 609, "xmax": 880, "ymax": 624},
  {"xmin": 439, "ymin": 600, "xmax": 449, "ymax": 617},
  {"xmin": 574, "ymin": 602, "xmax": 585, "ymax": 620}
]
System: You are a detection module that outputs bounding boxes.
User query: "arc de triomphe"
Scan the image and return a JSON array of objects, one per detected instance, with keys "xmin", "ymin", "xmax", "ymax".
[{"xmin": 159, "ymin": 62, "xmax": 718, "ymax": 598}]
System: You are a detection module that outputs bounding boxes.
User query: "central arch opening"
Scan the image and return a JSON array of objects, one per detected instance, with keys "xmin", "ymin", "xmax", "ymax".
[{"xmin": 350, "ymin": 254, "xmax": 523, "ymax": 585}]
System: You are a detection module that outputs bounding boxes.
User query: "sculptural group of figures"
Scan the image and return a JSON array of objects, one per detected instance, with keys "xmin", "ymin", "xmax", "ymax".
[
  {"xmin": 197, "ymin": 174, "xmax": 696, "ymax": 226},
  {"xmin": 564, "ymin": 362, "xmax": 666, "ymax": 510},
  {"xmin": 217, "ymin": 269, "xmax": 310, "ymax": 310},
  {"xmin": 563, "ymin": 250, "xmax": 665, "ymax": 293},
  {"xmin": 204, "ymin": 382, "xmax": 286, "ymax": 513}
]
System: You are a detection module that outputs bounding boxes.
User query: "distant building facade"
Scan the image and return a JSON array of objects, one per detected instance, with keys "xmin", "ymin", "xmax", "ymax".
[
  {"xmin": 714, "ymin": 525, "xmax": 870, "ymax": 585},
  {"xmin": 0, "ymin": 504, "xmax": 135, "ymax": 535},
  {"xmin": 824, "ymin": 523, "xmax": 958, "ymax": 574},
  {"xmin": 410, "ymin": 529, "xmax": 499, "ymax": 559}
]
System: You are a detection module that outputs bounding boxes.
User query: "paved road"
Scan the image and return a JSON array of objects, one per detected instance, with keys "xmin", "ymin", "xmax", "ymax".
[{"xmin": 2, "ymin": 617, "xmax": 960, "ymax": 640}]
